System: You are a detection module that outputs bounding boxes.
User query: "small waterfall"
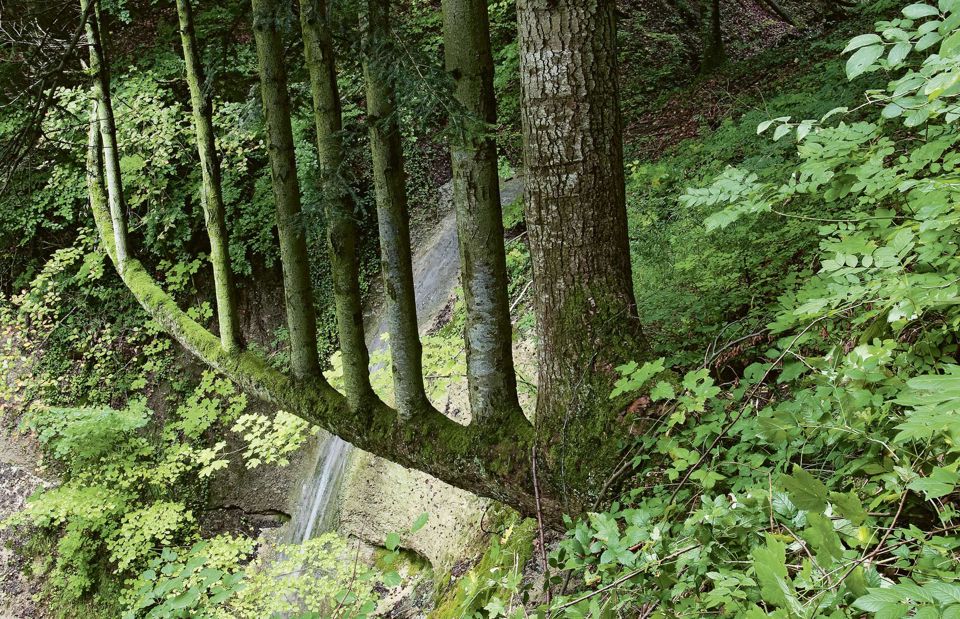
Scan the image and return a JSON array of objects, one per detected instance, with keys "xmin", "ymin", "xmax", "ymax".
[{"xmin": 290, "ymin": 434, "xmax": 351, "ymax": 543}]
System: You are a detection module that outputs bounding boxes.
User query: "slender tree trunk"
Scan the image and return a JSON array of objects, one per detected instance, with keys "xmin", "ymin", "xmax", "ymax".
[
  {"xmin": 362, "ymin": 0, "xmax": 430, "ymax": 417},
  {"xmin": 302, "ymin": 0, "xmax": 374, "ymax": 407},
  {"xmin": 175, "ymin": 0, "xmax": 242, "ymax": 353},
  {"xmin": 517, "ymin": 0, "xmax": 647, "ymax": 510},
  {"xmin": 80, "ymin": 0, "xmax": 128, "ymax": 269},
  {"xmin": 441, "ymin": 0, "xmax": 522, "ymax": 425},
  {"xmin": 251, "ymin": 0, "xmax": 321, "ymax": 379},
  {"xmin": 701, "ymin": 0, "xmax": 726, "ymax": 73}
]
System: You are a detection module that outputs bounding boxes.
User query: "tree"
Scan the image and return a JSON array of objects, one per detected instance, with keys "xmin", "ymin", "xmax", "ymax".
[
  {"xmin": 441, "ymin": 0, "xmax": 522, "ymax": 425},
  {"xmin": 301, "ymin": 0, "xmax": 374, "ymax": 408},
  {"xmin": 516, "ymin": 0, "xmax": 646, "ymax": 507},
  {"xmin": 175, "ymin": 0, "xmax": 242, "ymax": 353},
  {"xmin": 80, "ymin": 0, "xmax": 129, "ymax": 269},
  {"xmin": 361, "ymin": 0, "xmax": 431, "ymax": 418},
  {"xmin": 82, "ymin": 0, "xmax": 647, "ymax": 520},
  {"xmin": 250, "ymin": 0, "xmax": 321, "ymax": 379},
  {"xmin": 701, "ymin": 0, "xmax": 725, "ymax": 73}
]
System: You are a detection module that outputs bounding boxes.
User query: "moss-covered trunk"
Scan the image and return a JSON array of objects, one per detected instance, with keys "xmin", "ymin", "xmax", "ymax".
[
  {"xmin": 302, "ymin": 0, "xmax": 374, "ymax": 408},
  {"xmin": 441, "ymin": 0, "xmax": 522, "ymax": 426},
  {"xmin": 518, "ymin": 0, "xmax": 647, "ymax": 512},
  {"xmin": 251, "ymin": 0, "xmax": 321, "ymax": 379},
  {"xmin": 175, "ymin": 0, "xmax": 242, "ymax": 353},
  {"xmin": 80, "ymin": 0, "xmax": 129, "ymax": 270},
  {"xmin": 362, "ymin": 0, "xmax": 430, "ymax": 417}
]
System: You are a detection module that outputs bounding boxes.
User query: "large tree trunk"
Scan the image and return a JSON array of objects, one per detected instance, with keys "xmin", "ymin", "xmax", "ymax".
[
  {"xmin": 175, "ymin": 0, "xmax": 243, "ymax": 353},
  {"xmin": 441, "ymin": 0, "xmax": 522, "ymax": 426},
  {"xmin": 80, "ymin": 0, "xmax": 129, "ymax": 269},
  {"xmin": 362, "ymin": 0, "xmax": 430, "ymax": 418},
  {"xmin": 517, "ymin": 0, "xmax": 647, "ymax": 511},
  {"xmin": 302, "ymin": 0, "xmax": 374, "ymax": 408},
  {"xmin": 251, "ymin": 0, "xmax": 322, "ymax": 379}
]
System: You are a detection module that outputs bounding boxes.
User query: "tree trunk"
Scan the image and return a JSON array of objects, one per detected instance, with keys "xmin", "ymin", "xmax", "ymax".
[
  {"xmin": 302, "ymin": 0, "xmax": 374, "ymax": 408},
  {"xmin": 80, "ymin": 0, "xmax": 129, "ymax": 269},
  {"xmin": 251, "ymin": 0, "xmax": 321, "ymax": 379},
  {"xmin": 175, "ymin": 0, "xmax": 242, "ymax": 354},
  {"xmin": 362, "ymin": 0, "xmax": 430, "ymax": 417},
  {"xmin": 701, "ymin": 0, "xmax": 726, "ymax": 73},
  {"xmin": 517, "ymin": 0, "xmax": 647, "ymax": 511},
  {"xmin": 441, "ymin": 0, "xmax": 522, "ymax": 425}
]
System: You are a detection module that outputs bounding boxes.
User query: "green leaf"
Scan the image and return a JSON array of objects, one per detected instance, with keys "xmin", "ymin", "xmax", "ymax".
[
  {"xmin": 752, "ymin": 535, "xmax": 799, "ymax": 613},
  {"xmin": 650, "ymin": 381, "xmax": 676, "ymax": 401},
  {"xmin": 907, "ymin": 466, "xmax": 959, "ymax": 500},
  {"xmin": 843, "ymin": 33, "xmax": 883, "ymax": 53},
  {"xmin": 830, "ymin": 491, "xmax": 868, "ymax": 525},
  {"xmin": 781, "ymin": 465, "xmax": 829, "ymax": 512},
  {"xmin": 773, "ymin": 124, "xmax": 792, "ymax": 141},
  {"xmin": 902, "ymin": 3, "xmax": 940, "ymax": 18},
  {"xmin": 846, "ymin": 45, "xmax": 885, "ymax": 79},
  {"xmin": 888, "ymin": 41, "xmax": 912, "ymax": 66},
  {"xmin": 382, "ymin": 570, "xmax": 402, "ymax": 588},
  {"xmin": 384, "ymin": 532, "xmax": 401, "ymax": 551},
  {"xmin": 410, "ymin": 512, "xmax": 429, "ymax": 533},
  {"xmin": 943, "ymin": 31, "xmax": 960, "ymax": 60},
  {"xmin": 803, "ymin": 513, "xmax": 844, "ymax": 566}
]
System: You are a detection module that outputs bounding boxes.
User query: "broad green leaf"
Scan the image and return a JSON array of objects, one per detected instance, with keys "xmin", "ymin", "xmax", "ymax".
[
  {"xmin": 384, "ymin": 532, "xmax": 401, "ymax": 551},
  {"xmin": 902, "ymin": 3, "xmax": 940, "ymax": 18},
  {"xmin": 888, "ymin": 41, "xmax": 912, "ymax": 66},
  {"xmin": 843, "ymin": 33, "xmax": 883, "ymax": 54},
  {"xmin": 907, "ymin": 466, "xmax": 959, "ymax": 499},
  {"xmin": 846, "ymin": 45, "xmax": 884, "ymax": 79},
  {"xmin": 781, "ymin": 465, "xmax": 829, "ymax": 512},
  {"xmin": 830, "ymin": 491, "xmax": 868, "ymax": 525}
]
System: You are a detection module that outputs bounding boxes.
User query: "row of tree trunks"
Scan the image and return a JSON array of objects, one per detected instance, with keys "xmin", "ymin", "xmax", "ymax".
[
  {"xmin": 80, "ymin": 0, "xmax": 648, "ymax": 519},
  {"xmin": 175, "ymin": 0, "xmax": 243, "ymax": 353}
]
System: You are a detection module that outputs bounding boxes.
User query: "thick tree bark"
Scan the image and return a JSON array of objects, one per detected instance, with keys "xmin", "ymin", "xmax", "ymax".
[
  {"xmin": 301, "ymin": 0, "xmax": 374, "ymax": 408},
  {"xmin": 362, "ymin": 0, "xmax": 430, "ymax": 418},
  {"xmin": 517, "ymin": 0, "xmax": 647, "ymax": 510},
  {"xmin": 175, "ymin": 0, "xmax": 242, "ymax": 353},
  {"xmin": 80, "ymin": 0, "xmax": 128, "ymax": 269},
  {"xmin": 441, "ymin": 0, "xmax": 522, "ymax": 425},
  {"xmin": 251, "ymin": 0, "xmax": 321, "ymax": 379}
]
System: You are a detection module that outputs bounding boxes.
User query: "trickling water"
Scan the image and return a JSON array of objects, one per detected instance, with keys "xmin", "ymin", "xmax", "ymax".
[
  {"xmin": 288, "ymin": 178, "xmax": 525, "ymax": 544},
  {"xmin": 290, "ymin": 434, "xmax": 351, "ymax": 543}
]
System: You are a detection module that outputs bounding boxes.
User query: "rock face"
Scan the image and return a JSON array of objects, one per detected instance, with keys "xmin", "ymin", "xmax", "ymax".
[{"xmin": 336, "ymin": 449, "xmax": 489, "ymax": 572}]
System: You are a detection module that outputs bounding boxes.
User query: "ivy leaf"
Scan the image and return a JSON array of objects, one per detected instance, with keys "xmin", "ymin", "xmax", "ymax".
[
  {"xmin": 781, "ymin": 465, "xmax": 829, "ymax": 513},
  {"xmin": 846, "ymin": 45, "xmax": 884, "ymax": 79}
]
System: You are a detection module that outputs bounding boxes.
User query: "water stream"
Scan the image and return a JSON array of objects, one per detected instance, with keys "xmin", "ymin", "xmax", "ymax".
[{"xmin": 289, "ymin": 179, "xmax": 524, "ymax": 544}]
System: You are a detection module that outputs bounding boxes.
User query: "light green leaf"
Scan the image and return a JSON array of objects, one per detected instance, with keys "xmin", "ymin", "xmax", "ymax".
[
  {"xmin": 846, "ymin": 45, "xmax": 884, "ymax": 79},
  {"xmin": 781, "ymin": 465, "xmax": 829, "ymax": 513},
  {"xmin": 902, "ymin": 3, "xmax": 940, "ymax": 18},
  {"xmin": 843, "ymin": 33, "xmax": 883, "ymax": 53}
]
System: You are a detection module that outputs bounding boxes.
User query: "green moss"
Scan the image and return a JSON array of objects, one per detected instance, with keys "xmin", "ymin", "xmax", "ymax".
[{"xmin": 429, "ymin": 514, "xmax": 536, "ymax": 618}]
